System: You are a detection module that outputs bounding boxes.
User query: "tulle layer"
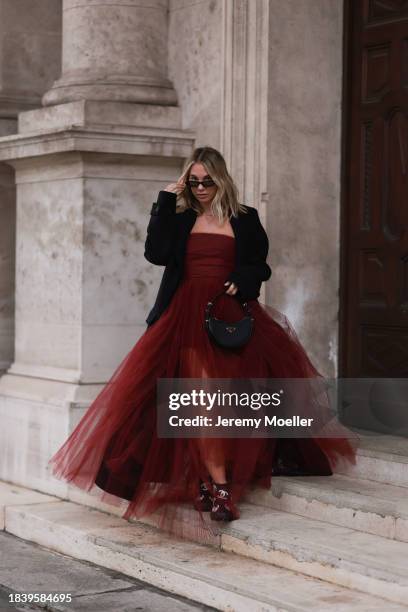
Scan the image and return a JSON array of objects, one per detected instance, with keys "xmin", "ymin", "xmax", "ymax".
[{"xmin": 48, "ymin": 233, "xmax": 360, "ymax": 544}]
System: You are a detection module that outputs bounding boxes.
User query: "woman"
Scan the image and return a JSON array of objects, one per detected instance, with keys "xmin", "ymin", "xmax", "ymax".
[{"xmin": 48, "ymin": 146, "xmax": 359, "ymax": 542}]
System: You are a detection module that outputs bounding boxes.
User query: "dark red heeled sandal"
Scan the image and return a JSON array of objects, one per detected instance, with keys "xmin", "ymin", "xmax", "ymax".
[
  {"xmin": 210, "ymin": 482, "xmax": 239, "ymax": 521},
  {"xmin": 193, "ymin": 478, "xmax": 213, "ymax": 512}
]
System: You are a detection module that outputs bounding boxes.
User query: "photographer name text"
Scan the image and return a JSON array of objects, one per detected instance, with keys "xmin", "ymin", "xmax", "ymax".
[{"xmin": 168, "ymin": 415, "xmax": 314, "ymax": 428}]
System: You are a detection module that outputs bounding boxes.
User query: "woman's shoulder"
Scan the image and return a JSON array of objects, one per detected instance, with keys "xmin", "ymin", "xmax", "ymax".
[
  {"xmin": 238, "ymin": 205, "xmax": 267, "ymax": 236},
  {"xmin": 240, "ymin": 204, "xmax": 256, "ymax": 214},
  {"xmin": 237, "ymin": 204, "xmax": 259, "ymax": 218}
]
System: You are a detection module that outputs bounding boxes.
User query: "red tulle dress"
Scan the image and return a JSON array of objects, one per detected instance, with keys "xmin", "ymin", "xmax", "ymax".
[{"xmin": 48, "ymin": 232, "xmax": 360, "ymax": 544}]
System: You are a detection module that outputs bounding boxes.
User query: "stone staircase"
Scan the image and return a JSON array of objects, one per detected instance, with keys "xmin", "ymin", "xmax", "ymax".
[
  {"xmin": 1, "ymin": 429, "xmax": 408, "ymax": 611},
  {"xmin": 244, "ymin": 429, "xmax": 408, "ymax": 542}
]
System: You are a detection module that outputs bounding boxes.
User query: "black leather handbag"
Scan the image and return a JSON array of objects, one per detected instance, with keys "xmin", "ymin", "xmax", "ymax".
[{"xmin": 204, "ymin": 290, "xmax": 254, "ymax": 349}]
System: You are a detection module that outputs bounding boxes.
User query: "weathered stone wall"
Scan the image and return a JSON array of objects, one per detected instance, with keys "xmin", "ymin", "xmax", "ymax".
[{"xmin": 266, "ymin": 0, "xmax": 343, "ymax": 375}]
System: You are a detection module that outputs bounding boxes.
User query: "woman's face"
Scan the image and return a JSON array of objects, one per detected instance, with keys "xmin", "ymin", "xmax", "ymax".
[{"xmin": 188, "ymin": 162, "xmax": 218, "ymax": 206}]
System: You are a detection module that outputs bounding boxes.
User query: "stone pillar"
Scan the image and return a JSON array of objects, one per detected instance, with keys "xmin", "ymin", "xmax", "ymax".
[
  {"xmin": 43, "ymin": 0, "xmax": 176, "ymax": 106},
  {"xmin": 219, "ymin": 0, "xmax": 270, "ymax": 305},
  {"xmin": 266, "ymin": 0, "xmax": 344, "ymax": 376},
  {"xmin": 0, "ymin": 162, "xmax": 15, "ymax": 374},
  {"xmin": 0, "ymin": 0, "xmax": 62, "ymax": 116},
  {"xmin": 0, "ymin": 0, "xmax": 62, "ymax": 374},
  {"xmin": 0, "ymin": 0, "xmax": 194, "ymax": 494}
]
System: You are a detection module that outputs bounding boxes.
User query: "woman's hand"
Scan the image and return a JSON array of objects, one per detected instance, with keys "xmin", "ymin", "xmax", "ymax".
[
  {"xmin": 224, "ymin": 281, "xmax": 238, "ymax": 295},
  {"xmin": 164, "ymin": 164, "xmax": 193, "ymax": 195}
]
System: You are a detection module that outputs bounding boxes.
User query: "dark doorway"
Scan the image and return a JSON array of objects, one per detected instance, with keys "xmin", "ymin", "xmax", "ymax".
[{"xmin": 340, "ymin": 0, "xmax": 408, "ymax": 378}]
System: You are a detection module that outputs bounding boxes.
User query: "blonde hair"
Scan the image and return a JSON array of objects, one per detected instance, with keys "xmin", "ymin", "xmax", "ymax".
[{"xmin": 175, "ymin": 146, "xmax": 248, "ymax": 223}]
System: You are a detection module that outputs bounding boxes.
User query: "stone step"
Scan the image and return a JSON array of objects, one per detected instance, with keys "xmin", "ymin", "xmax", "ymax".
[
  {"xmin": 1, "ymin": 481, "xmax": 406, "ymax": 612},
  {"xmin": 140, "ymin": 499, "xmax": 408, "ymax": 606},
  {"xmin": 338, "ymin": 430, "xmax": 408, "ymax": 487},
  {"xmin": 189, "ymin": 502, "xmax": 408, "ymax": 606},
  {"xmin": 242, "ymin": 473, "xmax": 408, "ymax": 542}
]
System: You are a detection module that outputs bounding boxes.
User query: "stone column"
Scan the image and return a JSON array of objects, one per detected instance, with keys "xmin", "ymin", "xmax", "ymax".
[
  {"xmin": 43, "ymin": 0, "xmax": 176, "ymax": 106},
  {"xmin": 0, "ymin": 0, "xmax": 62, "ymax": 116},
  {"xmin": 0, "ymin": 162, "xmax": 15, "ymax": 374},
  {"xmin": 0, "ymin": 0, "xmax": 62, "ymax": 374},
  {"xmin": 0, "ymin": 0, "xmax": 194, "ymax": 494},
  {"xmin": 266, "ymin": 0, "xmax": 344, "ymax": 376}
]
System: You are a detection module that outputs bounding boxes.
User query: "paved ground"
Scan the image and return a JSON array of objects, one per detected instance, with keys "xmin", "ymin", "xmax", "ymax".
[{"xmin": 0, "ymin": 532, "xmax": 217, "ymax": 612}]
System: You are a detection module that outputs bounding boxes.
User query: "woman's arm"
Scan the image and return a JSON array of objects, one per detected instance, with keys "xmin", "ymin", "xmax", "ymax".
[
  {"xmin": 225, "ymin": 208, "xmax": 272, "ymax": 300},
  {"xmin": 144, "ymin": 190, "xmax": 178, "ymax": 266}
]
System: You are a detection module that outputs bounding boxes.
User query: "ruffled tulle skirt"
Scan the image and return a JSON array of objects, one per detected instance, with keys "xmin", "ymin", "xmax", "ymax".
[{"xmin": 48, "ymin": 233, "xmax": 360, "ymax": 544}]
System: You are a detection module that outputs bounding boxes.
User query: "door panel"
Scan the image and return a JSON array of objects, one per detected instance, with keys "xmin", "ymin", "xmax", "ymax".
[{"xmin": 341, "ymin": 0, "xmax": 408, "ymax": 376}]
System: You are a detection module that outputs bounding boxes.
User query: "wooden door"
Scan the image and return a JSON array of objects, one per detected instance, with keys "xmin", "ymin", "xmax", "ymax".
[{"xmin": 341, "ymin": 0, "xmax": 408, "ymax": 377}]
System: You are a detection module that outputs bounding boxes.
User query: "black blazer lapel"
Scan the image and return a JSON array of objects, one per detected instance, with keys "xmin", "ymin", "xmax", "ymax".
[{"xmin": 174, "ymin": 208, "xmax": 197, "ymax": 263}]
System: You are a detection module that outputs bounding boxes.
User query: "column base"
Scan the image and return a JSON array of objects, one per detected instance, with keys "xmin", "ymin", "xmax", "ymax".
[
  {"xmin": 0, "ymin": 89, "xmax": 43, "ymax": 118},
  {"xmin": 0, "ymin": 372, "xmax": 99, "ymax": 494},
  {"xmin": 42, "ymin": 76, "xmax": 178, "ymax": 107},
  {"xmin": 18, "ymin": 99, "xmax": 183, "ymax": 134}
]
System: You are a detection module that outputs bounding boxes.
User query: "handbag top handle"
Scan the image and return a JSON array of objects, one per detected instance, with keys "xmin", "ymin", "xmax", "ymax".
[{"xmin": 204, "ymin": 289, "xmax": 253, "ymax": 322}]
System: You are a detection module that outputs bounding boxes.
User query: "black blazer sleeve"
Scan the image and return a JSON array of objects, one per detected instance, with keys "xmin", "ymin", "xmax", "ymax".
[
  {"xmin": 225, "ymin": 208, "xmax": 272, "ymax": 300},
  {"xmin": 144, "ymin": 191, "xmax": 178, "ymax": 266}
]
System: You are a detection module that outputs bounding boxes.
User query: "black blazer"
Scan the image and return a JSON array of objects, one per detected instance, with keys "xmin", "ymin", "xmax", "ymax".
[{"xmin": 144, "ymin": 190, "xmax": 272, "ymax": 327}]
